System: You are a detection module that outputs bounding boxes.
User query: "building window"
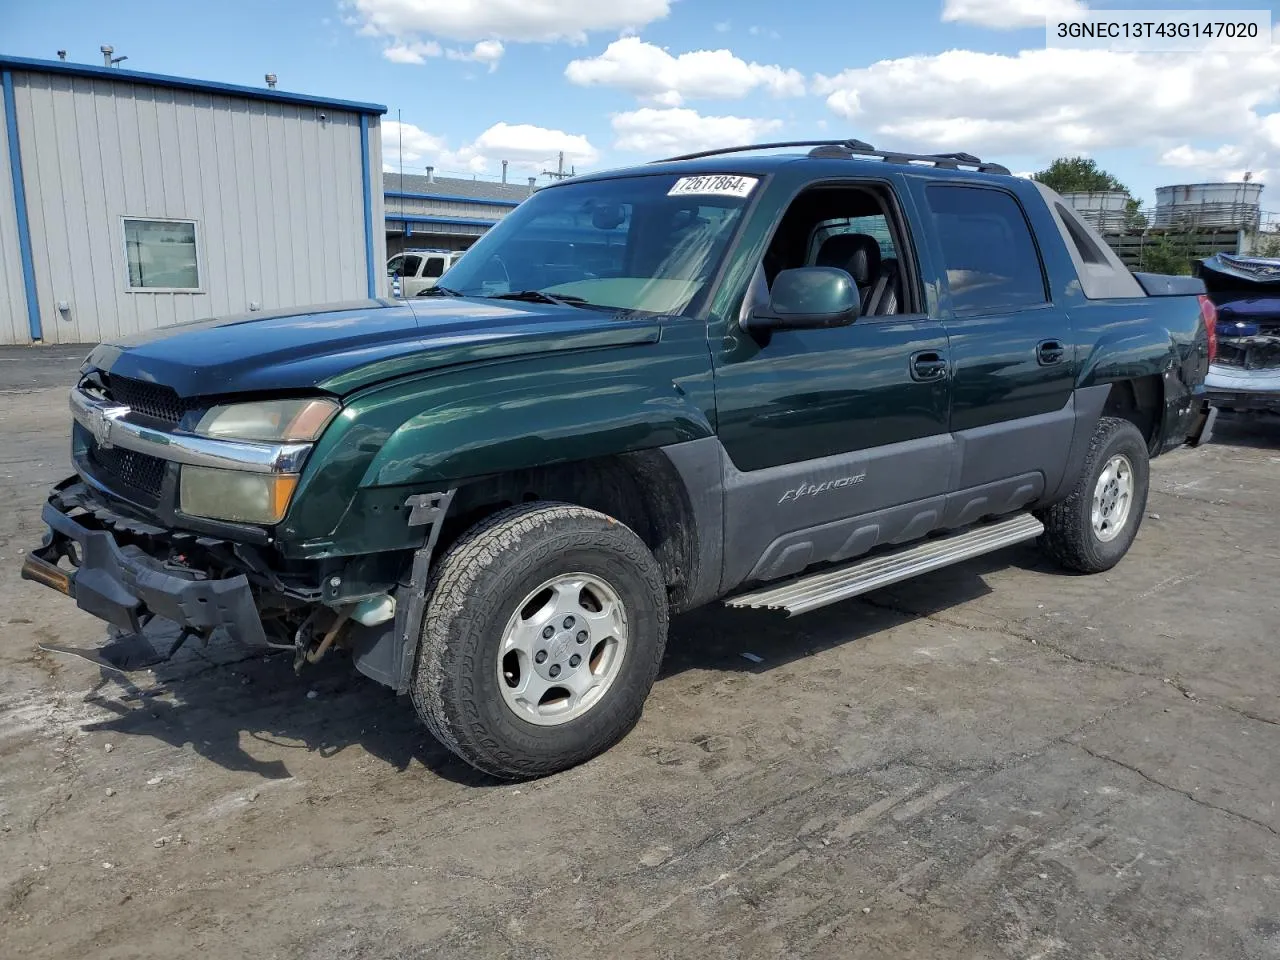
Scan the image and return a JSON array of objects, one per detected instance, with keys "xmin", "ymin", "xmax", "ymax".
[{"xmin": 123, "ymin": 218, "xmax": 200, "ymax": 290}]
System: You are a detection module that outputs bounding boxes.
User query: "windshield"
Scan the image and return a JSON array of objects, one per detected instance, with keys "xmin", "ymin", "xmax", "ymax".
[{"xmin": 438, "ymin": 173, "xmax": 759, "ymax": 315}]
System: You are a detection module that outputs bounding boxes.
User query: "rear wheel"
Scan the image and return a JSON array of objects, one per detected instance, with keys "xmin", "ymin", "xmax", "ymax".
[
  {"xmin": 411, "ymin": 502, "xmax": 668, "ymax": 779},
  {"xmin": 1039, "ymin": 416, "xmax": 1150, "ymax": 573}
]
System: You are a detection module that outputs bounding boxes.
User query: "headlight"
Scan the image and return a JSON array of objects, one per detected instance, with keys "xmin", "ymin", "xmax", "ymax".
[
  {"xmin": 196, "ymin": 398, "xmax": 337, "ymax": 442},
  {"xmin": 180, "ymin": 467, "xmax": 299, "ymax": 525}
]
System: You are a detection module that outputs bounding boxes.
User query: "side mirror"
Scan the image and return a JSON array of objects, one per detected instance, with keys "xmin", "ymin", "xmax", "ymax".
[{"xmin": 750, "ymin": 266, "xmax": 860, "ymax": 330}]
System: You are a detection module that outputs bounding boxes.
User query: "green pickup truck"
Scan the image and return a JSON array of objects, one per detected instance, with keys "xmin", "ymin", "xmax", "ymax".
[{"xmin": 23, "ymin": 140, "xmax": 1216, "ymax": 779}]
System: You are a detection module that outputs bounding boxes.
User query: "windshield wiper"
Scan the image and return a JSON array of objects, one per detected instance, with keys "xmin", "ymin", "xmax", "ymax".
[
  {"xmin": 416, "ymin": 285, "xmax": 464, "ymax": 297},
  {"xmin": 486, "ymin": 289, "xmax": 592, "ymax": 308}
]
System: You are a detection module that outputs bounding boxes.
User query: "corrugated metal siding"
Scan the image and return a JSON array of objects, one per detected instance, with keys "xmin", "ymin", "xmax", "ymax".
[
  {"xmin": 385, "ymin": 194, "xmax": 511, "ymax": 222},
  {"xmin": 8, "ymin": 71, "xmax": 380, "ymax": 344},
  {"xmin": 368, "ymin": 119, "xmax": 386, "ymax": 297},
  {"xmin": 0, "ymin": 79, "xmax": 28, "ymax": 344}
]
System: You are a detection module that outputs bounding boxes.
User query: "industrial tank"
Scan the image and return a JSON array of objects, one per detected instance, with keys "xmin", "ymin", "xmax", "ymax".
[
  {"xmin": 1154, "ymin": 182, "xmax": 1263, "ymax": 230},
  {"xmin": 1061, "ymin": 190, "xmax": 1132, "ymax": 231}
]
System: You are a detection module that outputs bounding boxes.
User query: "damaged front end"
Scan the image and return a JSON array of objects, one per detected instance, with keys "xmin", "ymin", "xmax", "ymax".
[
  {"xmin": 1197, "ymin": 253, "xmax": 1280, "ymax": 412},
  {"xmin": 21, "ymin": 478, "xmax": 417, "ymax": 680}
]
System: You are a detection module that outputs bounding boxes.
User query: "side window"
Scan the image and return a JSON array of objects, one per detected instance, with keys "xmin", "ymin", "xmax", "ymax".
[
  {"xmin": 759, "ymin": 186, "xmax": 911, "ymax": 316},
  {"xmin": 400, "ymin": 255, "xmax": 423, "ymax": 278},
  {"xmin": 387, "ymin": 254, "xmax": 404, "ymax": 277},
  {"xmin": 925, "ymin": 185, "xmax": 1047, "ymax": 315},
  {"xmin": 1055, "ymin": 203, "xmax": 1107, "ymax": 265},
  {"xmin": 424, "ymin": 256, "xmax": 445, "ymax": 278}
]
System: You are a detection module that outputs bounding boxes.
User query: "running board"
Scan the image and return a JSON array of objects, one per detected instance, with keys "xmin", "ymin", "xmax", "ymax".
[{"xmin": 725, "ymin": 513, "xmax": 1044, "ymax": 616}]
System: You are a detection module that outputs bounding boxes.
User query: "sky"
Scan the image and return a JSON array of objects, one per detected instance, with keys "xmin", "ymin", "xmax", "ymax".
[{"xmin": 4, "ymin": 0, "xmax": 1280, "ymax": 206}]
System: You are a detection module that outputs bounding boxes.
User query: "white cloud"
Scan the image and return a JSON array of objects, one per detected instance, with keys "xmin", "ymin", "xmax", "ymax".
[
  {"xmin": 813, "ymin": 46, "xmax": 1280, "ymax": 173},
  {"xmin": 941, "ymin": 0, "xmax": 1088, "ymax": 29},
  {"xmin": 383, "ymin": 120, "xmax": 599, "ymax": 176},
  {"xmin": 384, "ymin": 38, "xmax": 503, "ymax": 70},
  {"xmin": 1160, "ymin": 144, "xmax": 1247, "ymax": 170},
  {"xmin": 1158, "ymin": 145, "xmax": 1269, "ymax": 187},
  {"xmin": 611, "ymin": 107, "xmax": 782, "ymax": 156},
  {"xmin": 446, "ymin": 39, "xmax": 505, "ymax": 71},
  {"xmin": 714, "ymin": 21, "xmax": 731, "ymax": 33},
  {"xmin": 470, "ymin": 122, "xmax": 599, "ymax": 167},
  {"xmin": 382, "ymin": 40, "xmax": 442, "ymax": 63},
  {"xmin": 382, "ymin": 120, "xmax": 447, "ymax": 166},
  {"xmin": 748, "ymin": 25, "xmax": 780, "ymax": 39},
  {"xmin": 350, "ymin": 0, "xmax": 671, "ymax": 43},
  {"xmin": 565, "ymin": 37, "xmax": 804, "ymax": 106}
]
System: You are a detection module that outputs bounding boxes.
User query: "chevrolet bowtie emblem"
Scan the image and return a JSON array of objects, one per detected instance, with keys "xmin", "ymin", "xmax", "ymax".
[{"xmin": 88, "ymin": 405, "xmax": 130, "ymax": 449}]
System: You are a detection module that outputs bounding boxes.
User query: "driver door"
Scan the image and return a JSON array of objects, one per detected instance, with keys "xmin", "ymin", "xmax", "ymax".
[{"xmin": 712, "ymin": 178, "xmax": 955, "ymax": 589}]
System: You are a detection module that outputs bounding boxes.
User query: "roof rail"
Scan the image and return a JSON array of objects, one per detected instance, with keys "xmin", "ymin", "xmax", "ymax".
[
  {"xmin": 810, "ymin": 144, "xmax": 1011, "ymax": 175},
  {"xmin": 654, "ymin": 139, "xmax": 876, "ymax": 163},
  {"xmin": 653, "ymin": 138, "xmax": 1011, "ymax": 176}
]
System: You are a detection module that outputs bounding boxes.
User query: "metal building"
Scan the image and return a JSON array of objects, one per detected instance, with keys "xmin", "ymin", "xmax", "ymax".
[
  {"xmin": 0, "ymin": 54, "xmax": 387, "ymax": 345},
  {"xmin": 384, "ymin": 168, "xmax": 533, "ymax": 257}
]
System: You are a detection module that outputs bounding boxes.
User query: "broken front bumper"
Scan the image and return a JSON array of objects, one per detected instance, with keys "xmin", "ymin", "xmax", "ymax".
[{"xmin": 21, "ymin": 482, "xmax": 267, "ymax": 649}]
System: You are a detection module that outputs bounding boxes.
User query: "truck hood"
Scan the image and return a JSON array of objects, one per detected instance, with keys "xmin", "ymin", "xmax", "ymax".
[{"xmin": 82, "ymin": 298, "xmax": 662, "ymax": 398}]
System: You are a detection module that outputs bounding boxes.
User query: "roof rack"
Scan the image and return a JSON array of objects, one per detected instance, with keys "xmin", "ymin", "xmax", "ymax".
[{"xmin": 654, "ymin": 139, "xmax": 1011, "ymax": 176}]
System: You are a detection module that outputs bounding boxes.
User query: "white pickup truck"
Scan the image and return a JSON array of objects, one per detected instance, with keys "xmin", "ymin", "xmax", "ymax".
[{"xmin": 388, "ymin": 250, "xmax": 463, "ymax": 298}]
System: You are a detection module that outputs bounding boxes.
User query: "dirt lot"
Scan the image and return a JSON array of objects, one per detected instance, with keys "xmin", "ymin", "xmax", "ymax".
[{"xmin": 1, "ymin": 347, "xmax": 1277, "ymax": 960}]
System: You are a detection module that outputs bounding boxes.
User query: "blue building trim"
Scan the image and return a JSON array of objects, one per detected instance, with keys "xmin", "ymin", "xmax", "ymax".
[
  {"xmin": 0, "ymin": 55, "xmax": 387, "ymax": 116},
  {"xmin": 388, "ymin": 213, "xmax": 501, "ymax": 228},
  {"xmin": 360, "ymin": 115, "xmax": 377, "ymax": 298},
  {"xmin": 384, "ymin": 190, "xmax": 521, "ymax": 208},
  {"xmin": 2, "ymin": 70, "xmax": 41, "ymax": 341}
]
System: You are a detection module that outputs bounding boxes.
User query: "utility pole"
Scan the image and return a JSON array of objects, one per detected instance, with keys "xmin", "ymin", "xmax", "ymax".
[{"xmin": 541, "ymin": 151, "xmax": 574, "ymax": 181}]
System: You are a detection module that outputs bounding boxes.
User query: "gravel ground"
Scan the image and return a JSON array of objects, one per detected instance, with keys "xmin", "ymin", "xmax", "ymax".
[{"xmin": 1, "ymin": 349, "xmax": 1277, "ymax": 959}]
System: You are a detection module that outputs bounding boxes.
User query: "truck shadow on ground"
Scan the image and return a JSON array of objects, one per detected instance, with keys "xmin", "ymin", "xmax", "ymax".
[
  {"xmin": 71, "ymin": 544, "xmax": 1045, "ymax": 787},
  {"xmin": 1209, "ymin": 410, "xmax": 1280, "ymax": 449}
]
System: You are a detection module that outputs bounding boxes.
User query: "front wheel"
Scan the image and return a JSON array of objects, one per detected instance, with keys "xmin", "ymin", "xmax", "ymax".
[
  {"xmin": 1038, "ymin": 416, "xmax": 1150, "ymax": 573},
  {"xmin": 411, "ymin": 502, "xmax": 668, "ymax": 779}
]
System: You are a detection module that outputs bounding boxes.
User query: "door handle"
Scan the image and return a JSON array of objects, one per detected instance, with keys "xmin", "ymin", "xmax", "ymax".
[
  {"xmin": 1037, "ymin": 339, "xmax": 1066, "ymax": 365},
  {"xmin": 910, "ymin": 350, "xmax": 948, "ymax": 382}
]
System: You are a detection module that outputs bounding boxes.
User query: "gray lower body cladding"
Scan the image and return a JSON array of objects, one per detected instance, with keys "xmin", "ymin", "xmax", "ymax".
[
  {"xmin": 714, "ymin": 387, "xmax": 1106, "ymax": 594},
  {"xmin": 727, "ymin": 512, "xmax": 1045, "ymax": 615}
]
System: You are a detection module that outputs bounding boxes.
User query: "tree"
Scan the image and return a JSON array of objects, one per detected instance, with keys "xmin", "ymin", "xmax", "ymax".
[
  {"xmin": 1032, "ymin": 156, "xmax": 1130, "ymax": 195},
  {"xmin": 1138, "ymin": 233, "xmax": 1197, "ymax": 275},
  {"xmin": 1249, "ymin": 231, "xmax": 1280, "ymax": 258},
  {"xmin": 1035, "ymin": 155, "xmax": 1146, "ymax": 230}
]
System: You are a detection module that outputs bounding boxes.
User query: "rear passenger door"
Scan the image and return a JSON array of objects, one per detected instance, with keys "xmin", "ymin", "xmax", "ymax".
[
  {"xmin": 421, "ymin": 254, "xmax": 447, "ymax": 290},
  {"xmin": 910, "ymin": 180, "xmax": 1077, "ymax": 505}
]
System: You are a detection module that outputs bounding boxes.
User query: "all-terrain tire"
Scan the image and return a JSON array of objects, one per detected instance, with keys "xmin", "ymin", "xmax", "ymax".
[
  {"xmin": 1038, "ymin": 416, "xmax": 1150, "ymax": 574},
  {"xmin": 411, "ymin": 502, "xmax": 668, "ymax": 779}
]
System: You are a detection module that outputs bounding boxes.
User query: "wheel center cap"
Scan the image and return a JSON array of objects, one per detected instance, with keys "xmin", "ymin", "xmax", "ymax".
[{"xmin": 548, "ymin": 633, "xmax": 573, "ymax": 662}]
